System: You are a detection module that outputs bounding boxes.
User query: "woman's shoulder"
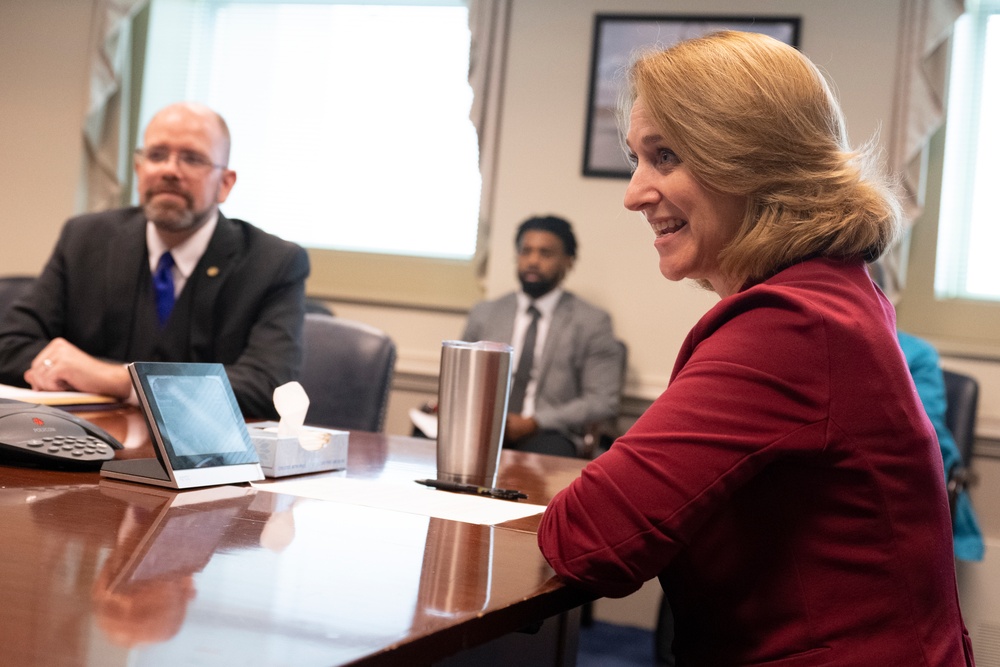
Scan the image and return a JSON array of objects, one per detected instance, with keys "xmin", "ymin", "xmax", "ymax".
[
  {"xmin": 723, "ymin": 258, "xmax": 881, "ymax": 328},
  {"xmin": 679, "ymin": 258, "xmax": 892, "ymax": 372},
  {"xmin": 698, "ymin": 258, "xmax": 867, "ymax": 326}
]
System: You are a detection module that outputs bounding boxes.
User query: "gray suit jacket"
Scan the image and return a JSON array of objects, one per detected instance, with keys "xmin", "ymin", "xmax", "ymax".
[
  {"xmin": 461, "ymin": 291, "xmax": 624, "ymax": 438},
  {"xmin": 0, "ymin": 207, "xmax": 309, "ymax": 419}
]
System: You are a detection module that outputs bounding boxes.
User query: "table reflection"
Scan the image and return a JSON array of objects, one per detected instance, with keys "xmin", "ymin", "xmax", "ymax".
[
  {"xmin": 416, "ymin": 519, "xmax": 495, "ymax": 618},
  {"xmin": 1, "ymin": 412, "xmax": 590, "ymax": 666},
  {"xmin": 0, "ymin": 483, "xmax": 129, "ymax": 663},
  {"xmin": 92, "ymin": 483, "xmax": 261, "ymax": 647}
]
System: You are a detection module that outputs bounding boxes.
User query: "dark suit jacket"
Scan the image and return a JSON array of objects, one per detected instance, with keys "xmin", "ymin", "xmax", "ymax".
[
  {"xmin": 461, "ymin": 291, "xmax": 623, "ymax": 439},
  {"xmin": 0, "ymin": 208, "xmax": 309, "ymax": 419}
]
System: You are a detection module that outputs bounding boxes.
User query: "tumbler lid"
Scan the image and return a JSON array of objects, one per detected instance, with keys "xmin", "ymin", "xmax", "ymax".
[{"xmin": 441, "ymin": 340, "xmax": 513, "ymax": 353}]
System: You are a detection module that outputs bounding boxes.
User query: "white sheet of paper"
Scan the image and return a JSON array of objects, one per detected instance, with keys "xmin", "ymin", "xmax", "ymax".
[
  {"xmin": 0, "ymin": 383, "xmax": 117, "ymax": 406},
  {"xmin": 252, "ymin": 476, "xmax": 544, "ymax": 525}
]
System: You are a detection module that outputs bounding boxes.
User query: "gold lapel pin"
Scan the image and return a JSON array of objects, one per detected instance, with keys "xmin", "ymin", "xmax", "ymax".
[{"xmin": 207, "ymin": 266, "xmax": 220, "ymax": 277}]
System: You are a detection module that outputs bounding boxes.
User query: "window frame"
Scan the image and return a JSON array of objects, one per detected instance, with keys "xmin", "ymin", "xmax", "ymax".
[
  {"xmin": 933, "ymin": 0, "xmax": 1000, "ymax": 303},
  {"xmin": 896, "ymin": 127, "xmax": 1000, "ymax": 358},
  {"xmin": 897, "ymin": 0, "xmax": 1000, "ymax": 357},
  {"xmin": 125, "ymin": 0, "xmax": 489, "ymax": 312},
  {"xmin": 307, "ymin": 248, "xmax": 481, "ymax": 311}
]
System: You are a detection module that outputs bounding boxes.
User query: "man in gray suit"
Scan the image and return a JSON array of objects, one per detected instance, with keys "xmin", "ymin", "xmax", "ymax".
[{"xmin": 461, "ymin": 216, "xmax": 623, "ymax": 456}]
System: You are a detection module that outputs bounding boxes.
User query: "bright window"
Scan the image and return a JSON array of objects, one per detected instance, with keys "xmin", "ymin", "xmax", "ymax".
[
  {"xmin": 139, "ymin": 0, "xmax": 482, "ymax": 261},
  {"xmin": 936, "ymin": 0, "xmax": 1000, "ymax": 300}
]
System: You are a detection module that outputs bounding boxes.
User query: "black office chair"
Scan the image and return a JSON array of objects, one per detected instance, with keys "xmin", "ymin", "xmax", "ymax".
[
  {"xmin": 0, "ymin": 275, "xmax": 36, "ymax": 320},
  {"xmin": 942, "ymin": 369, "xmax": 979, "ymax": 517},
  {"xmin": 304, "ymin": 297, "xmax": 334, "ymax": 316},
  {"xmin": 299, "ymin": 313, "xmax": 396, "ymax": 432}
]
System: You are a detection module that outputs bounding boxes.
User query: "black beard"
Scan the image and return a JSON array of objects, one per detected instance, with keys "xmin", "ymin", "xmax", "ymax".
[{"xmin": 520, "ymin": 277, "xmax": 557, "ymax": 299}]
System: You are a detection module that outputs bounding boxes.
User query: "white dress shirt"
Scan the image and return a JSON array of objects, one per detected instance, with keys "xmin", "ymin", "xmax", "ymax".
[{"xmin": 145, "ymin": 211, "xmax": 218, "ymax": 297}]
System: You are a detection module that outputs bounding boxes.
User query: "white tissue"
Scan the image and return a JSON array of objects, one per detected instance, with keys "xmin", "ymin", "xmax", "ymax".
[{"xmin": 273, "ymin": 381, "xmax": 310, "ymax": 438}]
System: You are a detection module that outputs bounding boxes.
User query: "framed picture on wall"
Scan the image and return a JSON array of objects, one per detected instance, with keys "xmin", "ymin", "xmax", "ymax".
[{"xmin": 582, "ymin": 14, "xmax": 801, "ymax": 179}]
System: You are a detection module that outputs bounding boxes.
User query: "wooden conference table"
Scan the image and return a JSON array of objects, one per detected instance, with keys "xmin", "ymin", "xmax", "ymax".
[{"xmin": 0, "ymin": 407, "xmax": 592, "ymax": 666}]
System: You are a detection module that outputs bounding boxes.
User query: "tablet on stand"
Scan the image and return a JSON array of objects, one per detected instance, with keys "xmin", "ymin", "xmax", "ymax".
[{"xmin": 100, "ymin": 362, "xmax": 263, "ymax": 489}]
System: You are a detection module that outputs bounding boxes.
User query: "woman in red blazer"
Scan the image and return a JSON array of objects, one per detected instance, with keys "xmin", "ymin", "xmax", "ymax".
[{"xmin": 538, "ymin": 31, "xmax": 975, "ymax": 666}]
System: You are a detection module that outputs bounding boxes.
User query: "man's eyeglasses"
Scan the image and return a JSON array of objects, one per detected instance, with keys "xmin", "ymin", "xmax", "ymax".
[{"xmin": 135, "ymin": 147, "xmax": 227, "ymax": 172}]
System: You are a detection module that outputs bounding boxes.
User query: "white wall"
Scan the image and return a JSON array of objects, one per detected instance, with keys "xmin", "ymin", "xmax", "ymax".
[{"xmin": 0, "ymin": 1, "xmax": 92, "ymax": 274}]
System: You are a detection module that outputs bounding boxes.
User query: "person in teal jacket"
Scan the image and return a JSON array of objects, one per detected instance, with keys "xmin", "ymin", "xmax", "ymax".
[{"xmin": 897, "ymin": 330, "xmax": 985, "ymax": 561}]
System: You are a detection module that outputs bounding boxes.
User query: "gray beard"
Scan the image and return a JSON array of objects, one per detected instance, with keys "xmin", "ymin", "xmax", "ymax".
[
  {"xmin": 143, "ymin": 200, "xmax": 211, "ymax": 234},
  {"xmin": 142, "ymin": 179, "xmax": 220, "ymax": 234}
]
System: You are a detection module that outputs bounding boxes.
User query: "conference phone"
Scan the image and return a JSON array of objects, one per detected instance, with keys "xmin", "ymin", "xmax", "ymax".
[{"xmin": 0, "ymin": 398, "xmax": 123, "ymax": 469}]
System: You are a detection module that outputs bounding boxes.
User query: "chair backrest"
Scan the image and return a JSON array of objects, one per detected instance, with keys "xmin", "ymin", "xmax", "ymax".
[
  {"xmin": 304, "ymin": 297, "xmax": 333, "ymax": 316},
  {"xmin": 0, "ymin": 276, "xmax": 36, "ymax": 321},
  {"xmin": 942, "ymin": 368, "xmax": 979, "ymax": 467},
  {"xmin": 581, "ymin": 338, "xmax": 629, "ymax": 458},
  {"xmin": 299, "ymin": 313, "xmax": 397, "ymax": 432}
]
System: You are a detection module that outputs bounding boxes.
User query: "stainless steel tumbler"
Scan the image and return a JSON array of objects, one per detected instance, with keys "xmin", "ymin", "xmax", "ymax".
[{"xmin": 436, "ymin": 340, "xmax": 513, "ymax": 487}]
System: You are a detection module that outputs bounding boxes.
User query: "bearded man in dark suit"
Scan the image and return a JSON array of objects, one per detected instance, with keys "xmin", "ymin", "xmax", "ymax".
[{"xmin": 0, "ymin": 102, "xmax": 308, "ymax": 419}]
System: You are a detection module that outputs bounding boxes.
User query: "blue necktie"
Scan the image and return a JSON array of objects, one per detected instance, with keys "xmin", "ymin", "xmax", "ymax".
[{"xmin": 153, "ymin": 251, "xmax": 175, "ymax": 326}]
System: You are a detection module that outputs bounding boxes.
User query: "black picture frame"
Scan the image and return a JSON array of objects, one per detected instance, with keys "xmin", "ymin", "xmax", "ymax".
[{"xmin": 582, "ymin": 14, "xmax": 802, "ymax": 179}]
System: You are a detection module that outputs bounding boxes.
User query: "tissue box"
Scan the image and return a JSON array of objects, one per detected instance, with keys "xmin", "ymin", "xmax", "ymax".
[{"xmin": 248, "ymin": 421, "xmax": 349, "ymax": 478}]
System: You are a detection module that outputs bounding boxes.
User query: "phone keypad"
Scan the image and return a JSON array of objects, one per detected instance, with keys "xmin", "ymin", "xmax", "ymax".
[
  {"xmin": 0, "ymin": 406, "xmax": 122, "ymax": 470},
  {"xmin": 20, "ymin": 435, "xmax": 114, "ymax": 461}
]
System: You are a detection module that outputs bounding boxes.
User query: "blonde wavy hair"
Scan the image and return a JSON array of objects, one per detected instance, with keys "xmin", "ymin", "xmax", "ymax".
[{"xmin": 621, "ymin": 30, "xmax": 902, "ymax": 288}]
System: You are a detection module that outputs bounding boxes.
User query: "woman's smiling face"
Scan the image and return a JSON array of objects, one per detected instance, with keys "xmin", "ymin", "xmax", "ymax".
[{"xmin": 623, "ymin": 97, "xmax": 748, "ymax": 297}]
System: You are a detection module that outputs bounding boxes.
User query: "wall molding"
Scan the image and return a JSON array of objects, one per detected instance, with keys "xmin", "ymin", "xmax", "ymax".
[{"xmin": 392, "ymin": 351, "xmax": 662, "ymax": 418}]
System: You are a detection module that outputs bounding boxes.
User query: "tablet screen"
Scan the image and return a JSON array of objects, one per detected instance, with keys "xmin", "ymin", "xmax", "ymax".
[{"xmin": 130, "ymin": 362, "xmax": 259, "ymax": 472}]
